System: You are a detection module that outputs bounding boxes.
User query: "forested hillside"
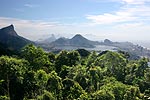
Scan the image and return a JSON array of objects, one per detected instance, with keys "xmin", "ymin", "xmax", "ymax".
[{"xmin": 0, "ymin": 44, "xmax": 150, "ymax": 100}]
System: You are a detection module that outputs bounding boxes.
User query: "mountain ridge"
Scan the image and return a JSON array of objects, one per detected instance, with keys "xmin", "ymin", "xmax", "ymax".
[
  {"xmin": 38, "ymin": 34, "xmax": 56, "ymax": 43},
  {"xmin": 1, "ymin": 25, "xmax": 150, "ymax": 58},
  {"xmin": 0, "ymin": 25, "xmax": 33, "ymax": 50},
  {"xmin": 51, "ymin": 34, "xmax": 99, "ymax": 48}
]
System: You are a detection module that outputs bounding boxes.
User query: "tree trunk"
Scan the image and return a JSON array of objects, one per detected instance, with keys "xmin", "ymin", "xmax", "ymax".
[{"xmin": 7, "ymin": 74, "xmax": 10, "ymax": 100}]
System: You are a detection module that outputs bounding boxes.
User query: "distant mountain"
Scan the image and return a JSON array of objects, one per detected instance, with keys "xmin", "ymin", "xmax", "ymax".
[
  {"xmin": 100, "ymin": 39, "xmax": 150, "ymax": 58},
  {"xmin": 39, "ymin": 34, "xmax": 56, "ymax": 43},
  {"xmin": 103, "ymin": 39, "xmax": 113, "ymax": 45},
  {"xmin": 70, "ymin": 34, "xmax": 99, "ymax": 47},
  {"xmin": 51, "ymin": 34, "xmax": 99, "ymax": 48},
  {"xmin": 53, "ymin": 37, "xmax": 69, "ymax": 45},
  {"xmin": 0, "ymin": 25, "xmax": 33, "ymax": 50},
  {"xmin": 37, "ymin": 34, "xmax": 150, "ymax": 58}
]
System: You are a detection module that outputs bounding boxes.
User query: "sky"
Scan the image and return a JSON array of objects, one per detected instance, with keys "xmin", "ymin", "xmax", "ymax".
[{"xmin": 0, "ymin": 0, "xmax": 150, "ymax": 43}]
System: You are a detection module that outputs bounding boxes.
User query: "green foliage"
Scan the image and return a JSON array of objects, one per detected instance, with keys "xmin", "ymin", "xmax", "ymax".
[
  {"xmin": 0, "ymin": 56, "xmax": 28, "ymax": 99},
  {"xmin": 37, "ymin": 90, "xmax": 55, "ymax": 100},
  {"xmin": 47, "ymin": 52, "xmax": 55, "ymax": 63},
  {"xmin": 35, "ymin": 70, "xmax": 49, "ymax": 88},
  {"xmin": 118, "ymin": 50, "xmax": 130, "ymax": 59},
  {"xmin": 67, "ymin": 65, "xmax": 89, "ymax": 90},
  {"xmin": 144, "ymin": 89, "xmax": 150, "ymax": 99},
  {"xmin": 62, "ymin": 78, "xmax": 85, "ymax": 99},
  {"xmin": 78, "ymin": 92, "xmax": 90, "ymax": 100},
  {"xmin": 135, "ymin": 58, "xmax": 148, "ymax": 78},
  {"xmin": 55, "ymin": 50, "xmax": 80, "ymax": 72},
  {"xmin": 144, "ymin": 68, "xmax": 150, "ymax": 82},
  {"xmin": 100, "ymin": 77, "xmax": 142, "ymax": 100},
  {"xmin": 59, "ymin": 65, "xmax": 70, "ymax": 79},
  {"xmin": 100, "ymin": 77, "xmax": 126, "ymax": 100},
  {"xmin": 125, "ymin": 58, "xmax": 150, "ymax": 94},
  {"xmin": 124, "ymin": 86, "xmax": 141, "ymax": 100},
  {"xmin": 0, "ymin": 56, "xmax": 28, "ymax": 81},
  {"xmin": 94, "ymin": 51, "xmax": 127, "ymax": 81},
  {"xmin": 23, "ymin": 70, "xmax": 37, "ymax": 99},
  {"xmin": 21, "ymin": 44, "xmax": 53, "ymax": 71},
  {"xmin": 86, "ymin": 51, "xmax": 98, "ymax": 67},
  {"xmin": 46, "ymin": 71, "xmax": 63, "ymax": 99},
  {"xmin": 76, "ymin": 49, "xmax": 90, "ymax": 57},
  {"xmin": 0, "ymin": 96, "xmax": 9, "ymax": 100},
  {"xmin": 67, "ymin": 50, "xmax": 81, "ymax": 67},
  {"xmin": 88, "ymin": 66, "xmax": 105, "ymax": 91},
  {"xmin": 55, "ymin": 50, "xmax": 68, "ymax": 72},
  {"xmin": 1, "ymin": 44, "xmax": 150, "ymax": 99},
  {"xmin": 92, "ymin": 90, "xmax": 115, "ymax": 100}
]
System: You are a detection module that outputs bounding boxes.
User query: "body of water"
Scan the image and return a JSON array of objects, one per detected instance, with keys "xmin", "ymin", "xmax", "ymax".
[{"xmin": 54, "ymin": 45, "xmax": 117, "ymax": 51}]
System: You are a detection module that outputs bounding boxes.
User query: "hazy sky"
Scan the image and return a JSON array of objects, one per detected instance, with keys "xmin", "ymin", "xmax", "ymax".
[{"xmin": 0, "ymin": 0, "xmax": 150, "ymax": 42}]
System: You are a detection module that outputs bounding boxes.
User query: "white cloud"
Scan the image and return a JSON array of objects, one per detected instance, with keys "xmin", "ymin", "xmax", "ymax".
[
  {"xmin": 122, "ymin": 0, "xmax": 143, "ymax": 4},
  {"xmin": 24, "ymin": 4, "xmax": 39, "ymax": 8},
  {"xmin": 1, "ymin": 0, "xmax": 150, "ymax": 42},
  {"xmin": 0, "ymin": 17, "xmax": 60, "ymax": 29},
  {"xmin": 110, "ymin": 0, "xmax": 149, "ymax": 4},
  {"xmin": 86, "ymin": 11, "xmax": 136, "ymax": 24},
  {"xmin": 0, "ymin": 17, "xmax": 65, "ymax": 40},
  {"xmin": 0, "ymin": 17, "xmax": 91, "ymax": 41},
  {"xmin": 84, "ymin": 0, "xmax": 150, "ymax": 42},
  {"xmin": 86, "ymin": 0, "xmax": 150, "ymax": 25},
  {"xmin": 114, "ymin": 22, "xmax": 143, "ymax": 29}
]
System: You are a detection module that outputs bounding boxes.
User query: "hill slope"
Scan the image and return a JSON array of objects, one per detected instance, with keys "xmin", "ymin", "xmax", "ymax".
[{"xmin": 0, "ymin": 25, "xmax": 33, "ymax": 50}]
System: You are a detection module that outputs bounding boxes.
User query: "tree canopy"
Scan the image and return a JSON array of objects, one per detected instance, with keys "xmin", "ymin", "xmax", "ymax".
[{"xmin": 0, "ymin": 44, "xmax": 150, "ymax": 100}]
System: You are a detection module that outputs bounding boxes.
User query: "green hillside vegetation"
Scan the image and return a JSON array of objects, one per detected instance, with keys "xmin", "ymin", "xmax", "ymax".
[{"xmin": 0, "ymin": 44, "xmax": 150, "ymax": 100}]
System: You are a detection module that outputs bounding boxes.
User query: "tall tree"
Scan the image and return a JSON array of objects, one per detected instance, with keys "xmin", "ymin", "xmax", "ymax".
[
  {"xmin": 55, "ymin": 50, "xmax": 68, "ymax": 72},
  {"xmin": 55, "ymin": 50, "xmax": 80, "ymax": 73},
  {"xmin": 94, "ymin": 51, "xmax": 127, "ymax": 81},
  {"xmin": 46, "ymin": 71, "xmax": 63, "ymax": 99},
  {"xmin": 0, "ymin": 56, "xmax": 28, "ymax": 99},
  {"xmin": 21, "ymin": 44, "xmax": 53, "ymax": 71}
]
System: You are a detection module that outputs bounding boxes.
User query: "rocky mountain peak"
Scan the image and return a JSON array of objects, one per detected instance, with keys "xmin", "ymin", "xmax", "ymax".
[
  {"xmin": 72, "ymin": 34, "xmax": 85, "ymax": 40},
  {"xmin": 1, "ymin": 24, "xmax": 18, "ymax": 36},
  {"xmin": 104, "ymin": 39, "xmax": 113, "ymax": 44}
]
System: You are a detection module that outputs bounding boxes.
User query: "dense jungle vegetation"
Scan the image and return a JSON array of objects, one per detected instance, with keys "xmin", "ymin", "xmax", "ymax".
[{"xmin": 0, "ymin": 44, "xmax": 150, "ymax": 100}]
